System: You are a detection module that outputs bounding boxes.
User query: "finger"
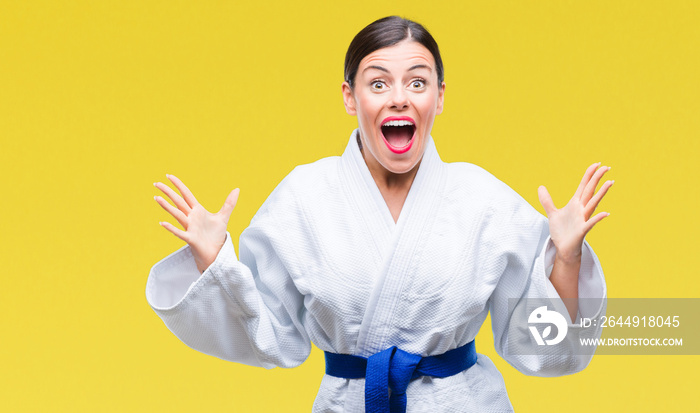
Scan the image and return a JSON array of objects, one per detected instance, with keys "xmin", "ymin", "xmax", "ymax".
[
  {"xmin": 159, "ymin": 221, "xmax": 190, "ymax": 243},
  {"xmin": 584, "ymin": 211, "xmax": 610, "ymax": 234},
  {"xmin": 574, "ymin": 163, "xmax": 601, "ymax": 200},
  {"xmin": 155, "ymin": 195, "xmax": 189, "ymax": 227},
  {"xmin": 537, "ymin": 185, "xmax": 557, "ymax": 216},
  {"xmin": 584, "ymin": 180, "xmax": 614, "ymax": 218},
  {"xmin": 581, "ymin": 166, "xmax": 611, "ymax": 204},
  {"xmin": 154, "ymin": 182, "xmax": 191, "ymax": 214},
  {"xmin": 218, "ymin": 188, "xmax": 240, "ymax": 218},
  {"xmin": 167, "ymin": 174, "xmax": 200, "ymax": 208}
]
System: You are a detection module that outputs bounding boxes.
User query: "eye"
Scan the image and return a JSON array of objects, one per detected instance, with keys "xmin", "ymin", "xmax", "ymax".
[
  {"xmin": 371, "ymin": 80, "xmax": 386, "ymax": 90},
  {"xmin": 410, "ymin": 79, "xmax": 426, "ymax": 89}
]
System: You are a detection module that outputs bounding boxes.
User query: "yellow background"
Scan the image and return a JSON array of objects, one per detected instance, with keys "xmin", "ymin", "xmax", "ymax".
[{"xmin": 1, "ymin": 1, "xmax": 698, "ymax": 411}]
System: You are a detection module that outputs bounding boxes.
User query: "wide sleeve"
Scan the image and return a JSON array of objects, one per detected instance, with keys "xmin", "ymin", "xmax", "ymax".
[
  {"xmin": 486, "ymin": 196, "xmax": 607, "ymax": 377},
  {"xmin": 145, "ymin": 209, "xmax": 311, "ymax": 369}
]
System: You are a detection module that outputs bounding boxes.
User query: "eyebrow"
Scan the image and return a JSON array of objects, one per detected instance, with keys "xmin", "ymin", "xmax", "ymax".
[
  {"xmin": 362, "ymin": 64, "xmax": 433, "ymax": 74},
  {"xmin": 408, "ymin": 64, "xmax": 432, "ymax": 72},
  {"xmin": 363, "ymin": 65, "xmax": 389, "ymax": 74}
]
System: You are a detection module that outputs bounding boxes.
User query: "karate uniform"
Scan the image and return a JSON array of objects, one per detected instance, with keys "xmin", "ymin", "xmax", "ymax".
[{"xmin": 146, "ymin": 130, "xmax": 606, "ymax": 412}]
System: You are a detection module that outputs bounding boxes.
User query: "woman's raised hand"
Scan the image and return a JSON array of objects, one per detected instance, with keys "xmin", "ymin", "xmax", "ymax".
[
  {"xmin": 154, "ymin": 174, "xmax": 240, "ymax": 273},
  {"xmin": 538, "ymin": 163, "xmax": 614, "ymax": 263}
]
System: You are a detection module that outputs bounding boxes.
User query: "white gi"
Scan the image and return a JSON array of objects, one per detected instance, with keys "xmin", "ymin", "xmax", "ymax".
[{"xmin": 146, "ymin": 130, "xmax": 606, "ymax": 412}]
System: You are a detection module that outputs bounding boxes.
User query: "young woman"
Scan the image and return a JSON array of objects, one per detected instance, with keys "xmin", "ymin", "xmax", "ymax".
[{"xmin": 147, "ymin": 16, "xmax": 611, "ymax": 412}]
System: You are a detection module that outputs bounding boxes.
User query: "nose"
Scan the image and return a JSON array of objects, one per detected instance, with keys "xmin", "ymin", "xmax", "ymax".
[{"xmin": 389, "ymin": 87, "xmax": 409, "ymax": 110}]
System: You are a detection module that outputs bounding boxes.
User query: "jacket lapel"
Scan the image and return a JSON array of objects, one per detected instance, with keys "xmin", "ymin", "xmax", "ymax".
[{"xmin": 340, "ymin": 131, "xmax": 447, "ymax": 357}]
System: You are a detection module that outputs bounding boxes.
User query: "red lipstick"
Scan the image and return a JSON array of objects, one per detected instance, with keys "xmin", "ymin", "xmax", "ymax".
[{"xmin": 380, "ymin": 116, "xmax": 416, "ymax": 154}]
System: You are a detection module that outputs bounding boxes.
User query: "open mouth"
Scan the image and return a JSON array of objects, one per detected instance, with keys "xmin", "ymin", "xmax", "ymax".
[{"xmin": 381, "ymin": 118, "xmax": 416, "ymax": 154}]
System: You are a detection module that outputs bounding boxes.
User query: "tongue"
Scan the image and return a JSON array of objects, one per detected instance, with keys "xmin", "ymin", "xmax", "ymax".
[{"xmin": 382, "ymin": 125, "xmax": 413, "ymax": 148}]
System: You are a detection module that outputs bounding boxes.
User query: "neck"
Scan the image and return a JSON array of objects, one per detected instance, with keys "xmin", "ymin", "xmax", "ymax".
[{"xmin": 361, "ymin": 147, "xmax": 420, "ymax": 223}]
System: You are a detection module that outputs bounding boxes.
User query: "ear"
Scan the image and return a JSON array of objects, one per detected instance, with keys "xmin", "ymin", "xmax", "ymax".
[
  {"xmin": 342, "ymin": 81, "xmax": 357, "ymax": 116},
  {"xmin": 436, "ymin": 81, "xmax": 446, "ymax": 115}
]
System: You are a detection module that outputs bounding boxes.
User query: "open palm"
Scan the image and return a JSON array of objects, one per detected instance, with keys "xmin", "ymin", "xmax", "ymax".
[
  {"xmin": 538, "ymin": 163, "xmax": 613, "ymax": 263},
  {"xmin": 154, "ymin": 174, "xmax": 240, "ymax": 273}
]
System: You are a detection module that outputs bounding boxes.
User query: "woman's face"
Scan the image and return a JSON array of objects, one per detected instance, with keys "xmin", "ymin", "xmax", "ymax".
[{"xmin": 342, "ymin": 40, "xmax": 445, "ymax": 176}]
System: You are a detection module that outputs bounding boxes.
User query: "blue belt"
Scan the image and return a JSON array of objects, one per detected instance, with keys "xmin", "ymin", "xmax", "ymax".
[{"xmin": 324, "ymin": 340, "xmax": 477, "ymax": 413}]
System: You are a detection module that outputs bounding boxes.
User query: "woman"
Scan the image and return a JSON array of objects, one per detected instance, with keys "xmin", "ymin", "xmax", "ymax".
[{"xmin": 147, "ymin": 16, "xmax": 611, "ymax": 412}]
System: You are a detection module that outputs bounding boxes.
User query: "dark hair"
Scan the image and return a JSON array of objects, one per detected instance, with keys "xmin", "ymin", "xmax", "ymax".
[{"xmin": 344, "ymin": 16, "xmax": 444, "ymax": 88}]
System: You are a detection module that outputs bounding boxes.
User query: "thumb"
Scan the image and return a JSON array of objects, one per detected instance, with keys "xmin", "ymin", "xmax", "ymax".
[
  {"xmin": 218, "ymin": 188, "xmax": 240, "ymax": 218},
  {"xmin": 538, "ymin": 185, "xmax": 556, "ymax": 216}
]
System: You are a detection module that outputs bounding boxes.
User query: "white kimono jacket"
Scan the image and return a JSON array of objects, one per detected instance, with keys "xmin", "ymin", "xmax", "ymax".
[{"xmin": 146, "ymin": 130, "xmax": 606, "ymax": 412}]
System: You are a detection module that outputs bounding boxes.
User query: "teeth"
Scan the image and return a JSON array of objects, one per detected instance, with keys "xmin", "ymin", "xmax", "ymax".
[{"xmin": 383, "ymin": 120, "xmax": 414, "ymax": 127}]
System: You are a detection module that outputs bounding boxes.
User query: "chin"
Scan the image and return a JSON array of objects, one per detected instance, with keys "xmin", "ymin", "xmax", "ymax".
[
  {"xmin": 381, "ymin": 151, "xmax": 423, "ymax": 175},
  {"xmin": 360, "ymin": 127, "xmax": 426, "ymax": 175}
]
